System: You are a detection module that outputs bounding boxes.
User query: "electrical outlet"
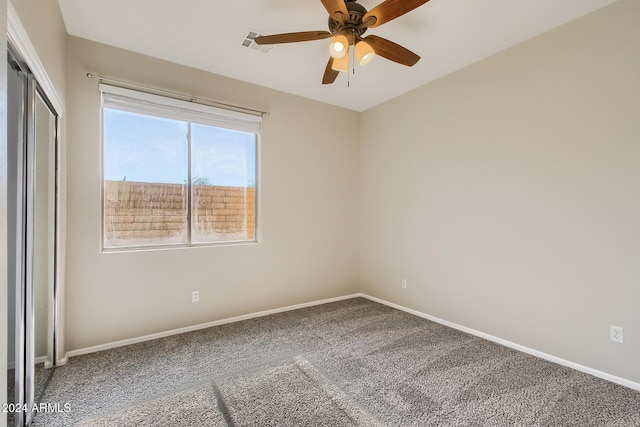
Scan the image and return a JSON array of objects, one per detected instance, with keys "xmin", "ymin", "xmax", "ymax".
[
  {"xmin": 610, "ymin": 325, "xmax": 623, "ymax": 343},
  {"xmin": 192, "ymin": 291, "xmax": 200, "ymax": 303},
  {"xmin": 401, "ymin": 279, "xmax": 407, "ymax": 289}
]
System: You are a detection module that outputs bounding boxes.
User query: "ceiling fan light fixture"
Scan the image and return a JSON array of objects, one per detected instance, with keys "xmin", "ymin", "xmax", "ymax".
[
  {"xmin": 329, "ymin": 35, "xmax": 349, "ymax": 59},
  {"xmin": 331, "ymin": 52, "xmax": 349, "ymax": 72},
  {"xmin": 356, "ymin": 41, "xmax": 375, "ymax": 66},
  {"xmin": 257, "ymin": 0, "xmax": 428, "ymax": 85}
]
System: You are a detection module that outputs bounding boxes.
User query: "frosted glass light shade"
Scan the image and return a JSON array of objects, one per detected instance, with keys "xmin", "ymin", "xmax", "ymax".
[
  {"xmin": 329, "ymin": 35, "xmax": 349, "ymax": 59},
  {"xmin": 356, "ymin": 41, "xmax": 375, "ymax": 66},
  {"xmin": 331, "ymin": 52, "xmax": 349, "ymax": 72}
]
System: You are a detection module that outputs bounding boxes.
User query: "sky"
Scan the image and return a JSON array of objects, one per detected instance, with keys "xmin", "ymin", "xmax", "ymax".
[{"xmin": 104, "ymin": 108, "xmax": 256, "ymax": 187}]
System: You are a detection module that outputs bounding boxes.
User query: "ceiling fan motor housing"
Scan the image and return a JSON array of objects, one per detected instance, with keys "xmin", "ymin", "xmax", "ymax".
[{"xmin": 328, "ymin": 0, "xmax": 368, "ymax": 40}]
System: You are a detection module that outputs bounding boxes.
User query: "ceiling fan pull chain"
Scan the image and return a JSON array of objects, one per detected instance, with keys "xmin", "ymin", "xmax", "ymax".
[
  {"xmin": 352, "ymin": 46, "xmax": 356, "ymax": 75},
  {"xmin": 347, "ymin": 46, "xmax": 351, "ymax": 87}
]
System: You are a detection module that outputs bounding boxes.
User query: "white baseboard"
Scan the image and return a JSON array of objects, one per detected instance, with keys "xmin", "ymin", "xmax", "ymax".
[
  {"xmin": 7, "ymin": 356, "xmax": 50, "ymax": 371},
  {"xmin": 65, "ymin": 293, "xmax": 361, "ymax": 359},
  {"xmin": 64, "ymin": 291, "xmax": 640, "ymax": 392},
  {"xmin": 360, "ymin": 293, "xmax": 640, "ymax": 392}
]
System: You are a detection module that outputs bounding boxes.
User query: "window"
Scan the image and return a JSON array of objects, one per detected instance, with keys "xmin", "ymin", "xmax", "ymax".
[{"xmin": 101, "ymin": 85, "xmax": 260, "ymax": 250}]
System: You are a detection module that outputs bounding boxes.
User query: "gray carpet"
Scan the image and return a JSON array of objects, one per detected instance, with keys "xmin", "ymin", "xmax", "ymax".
[
  {"xmin": 215, "ymin": 356, "xmax": 380, "ymax": 426},
  {"xmin": 78, "ymin": 384, "xmax": 227, "ymax": 427},
  {"xmin": 32, "ymin": 297, "xmax": 640, "ymax": 426}
]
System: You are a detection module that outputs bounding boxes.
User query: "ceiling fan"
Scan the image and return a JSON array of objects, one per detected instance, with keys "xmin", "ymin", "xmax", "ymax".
[{"xmin": 254, "ymin": 0, "xmax": 430, "ymax": 84}]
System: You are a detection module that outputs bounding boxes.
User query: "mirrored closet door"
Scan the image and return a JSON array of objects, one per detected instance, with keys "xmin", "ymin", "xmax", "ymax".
[{"xmin": 7, "ymin": 46, "xmax": 59, "ymax": 427}]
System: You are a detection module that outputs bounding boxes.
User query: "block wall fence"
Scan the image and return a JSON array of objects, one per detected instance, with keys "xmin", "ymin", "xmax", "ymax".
[{"xmin": 104, "ymin": 181, "xmax": 256, "ymax": 246}]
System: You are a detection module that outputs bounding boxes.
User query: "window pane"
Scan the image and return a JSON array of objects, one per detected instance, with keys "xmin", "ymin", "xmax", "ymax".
[
  {"xmin": 103, "ymin": 109, "xmax": 188, "ymax": 248},
  {"xmin": 191, "ymin": 123, "xmax": 256, "ymax": 243}
]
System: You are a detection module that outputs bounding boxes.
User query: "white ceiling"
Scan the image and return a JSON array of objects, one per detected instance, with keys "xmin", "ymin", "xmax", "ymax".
[{"xmin": 57, "ymin": 0, "xmax": 617, "ymax": 112}]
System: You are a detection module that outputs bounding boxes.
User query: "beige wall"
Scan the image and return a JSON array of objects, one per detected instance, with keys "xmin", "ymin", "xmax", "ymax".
[
  {"xmin": 65, "ymin": 36, "xmax": 360, "ymax": 351},
  {"xmin": 360, "ymin": 0, "xmax": 640, "ymax": 383}
]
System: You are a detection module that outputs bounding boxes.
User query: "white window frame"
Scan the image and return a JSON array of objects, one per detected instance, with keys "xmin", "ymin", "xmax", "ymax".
[{"xmin": 100, "ymin": 84, "xmax": 261, "ymax": 251}]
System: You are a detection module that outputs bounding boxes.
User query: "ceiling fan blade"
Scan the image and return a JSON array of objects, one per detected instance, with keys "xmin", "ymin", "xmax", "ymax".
[
  {"xmin": 363, "ymin": 35, "xmax": 420, "ymax": 66},
  {"xmin": 362, "ymin": 0, "xmax": 430, "ymax": 28},
  {"xmin": 321, "ymin": 0, "xmax": 349, "ymax": 22},
  {"xmin": 254, "ymin": 31, "xmax": 331, "ymax": 45},
  {"xmin": 322, "ymin": 57, "xmax": 340, "ymax": 84}
]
